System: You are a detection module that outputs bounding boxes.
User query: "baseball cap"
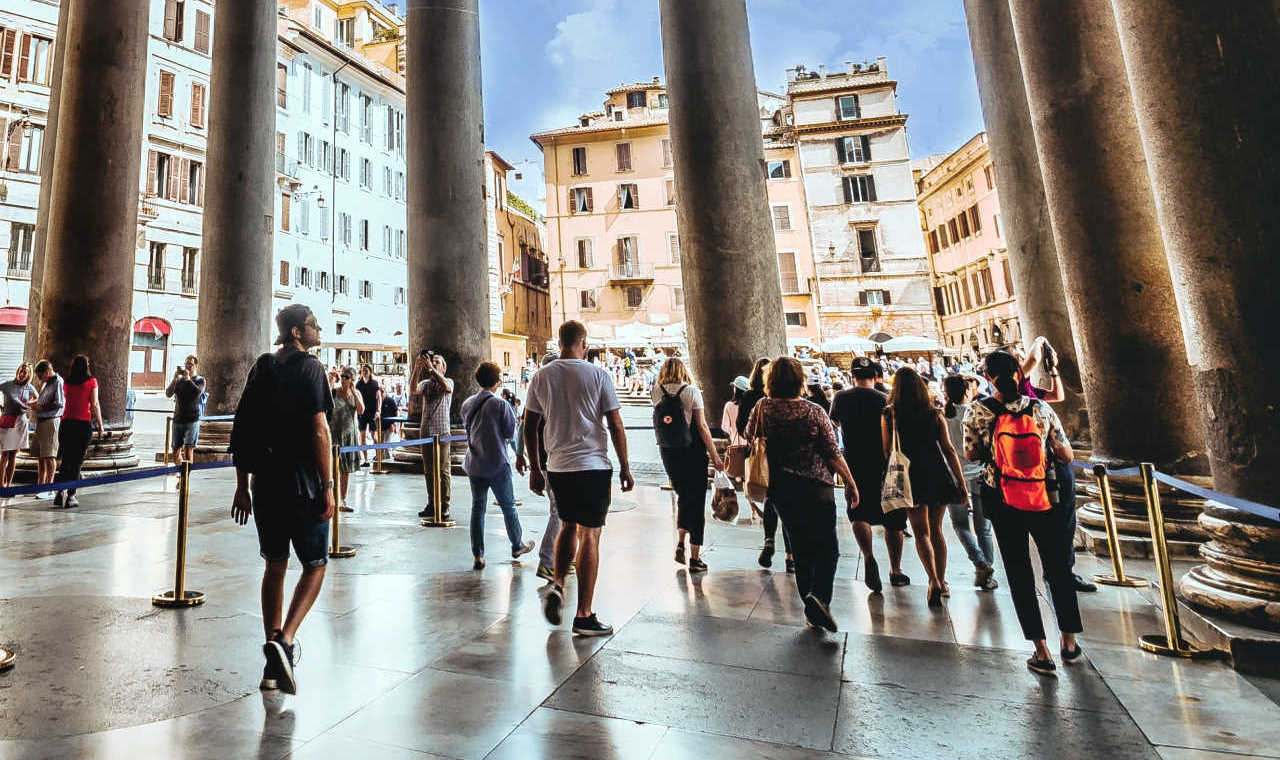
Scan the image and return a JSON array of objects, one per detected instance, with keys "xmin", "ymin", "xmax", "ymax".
[
  {"xmin": 731, "ymin": 376, "xmax": 750, "ymax": 392},
  {"xmin": 850, "ymin": 356, "xmax": 879, "ymax": 380}
]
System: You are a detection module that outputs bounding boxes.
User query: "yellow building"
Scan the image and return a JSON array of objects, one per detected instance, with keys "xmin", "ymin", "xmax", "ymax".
[
  {"xmin": 280, "ymin": 0, "xmax": 405, "ymax": 77},
  {"xmin": 486, "ymin": 151, "xmax": 551, "ymax": 374},
  {"xmin": 916, "ymin": 132, "xmax": 1021, "ymax": 360}
]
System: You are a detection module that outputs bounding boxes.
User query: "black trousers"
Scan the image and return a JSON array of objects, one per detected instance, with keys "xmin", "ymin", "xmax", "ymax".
[
  {"xmin": 984, "ymin": 486, "xmax": 1083, "ymax": 641},
  {"xmin": 659, "ymin": 437, "xmax": 709, "ymax": 545},
  {"xmin": 769, "ymin": 472, "xmax": 839, "ymax": 607},
  {"xmin": 56, "ymin": 419, "xmax": 93, "ymax": 495},
  {"xmin": 762, "ymin": 500, "xmax": 793, "ymax": 554}
]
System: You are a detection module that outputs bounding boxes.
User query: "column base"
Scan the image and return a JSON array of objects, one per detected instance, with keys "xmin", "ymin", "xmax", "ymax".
[
  {"xmin": 17, "ymin": 423, "xmax": 138, "ymax": 477},
  {"xmin": 389, "ymin": 423, "xmax": 465, "ymax": 475},
  {"xmin": 1077, "ymin": 468, "xmax": 1210, "ymax": 557},
  {"xmin": 153, "ymin": 420, "xmax": 234, "ymax": 464}
]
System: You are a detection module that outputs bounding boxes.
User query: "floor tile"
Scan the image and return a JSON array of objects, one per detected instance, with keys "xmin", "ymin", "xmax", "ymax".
[
  {"xmin": 648, "ymin": 727, "xmax": 853, "ymax": 760},
  {"xmin": 482, "ymin": 707, "xmax": 668, "ymax": 760}
]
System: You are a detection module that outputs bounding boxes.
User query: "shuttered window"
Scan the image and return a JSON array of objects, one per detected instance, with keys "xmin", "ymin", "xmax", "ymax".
[
  {"xmin": 778, "ymin": 252, "xmax": 798, "ymax": 293},
  {"xmin": 837, "ymin": 95, "xmax": 860, "ymax": 120},
  {"xmin": 661, "ymin": 139, "xmax": 673, "ymax": 168},
  {"xmin": 958, "ymin": 211, "xmax": 971, "ymax": 238},
  {"xmin": 615, "ymin": 143, "xmax": 632, "ymax": 172},
  {"xmin": 194, "ymin": 11, "xmax": 210, "ymax": 54},
  {"xmin": 1002, "ymin": 259, "xmax": 1014, "ymax": 296},
  {"xmin": 571, "ymin": 147, "xmax": 587, "ymax": 175},
  {"xmin": 619, "ymin": 183, "xmax": 638, "ymax": 210},
  {"xmin": 771, "ymin": 205, "xmax": 791, "ymax": 232},
  {"xmin": 280, "ymin": 193, "xmax": 290, "ymax": 231},
  {"xmin": 969, "ymin": 205, "xmax": 982, "ymax": 233},
  {"xmin": 190, "ymin": 83, "xmax": 205, "ymax": 127},
  {"xmin": 277, "ymin": 64, "xmax": 288, "ymax": 109},
  {"xmin": 0, "ymin": 29, "xmax": 16, "ymax": 78},
  {"xmin": 576, "ymin": 238, "xmax": 593, "ymax": 268},
  {"xmin": 570, "ymin": 187, "xmax": 593, "ymax": 214},
  {"xmin": 158, "ymin": 70, "xmax": 175, "ymax": 117},
  {"xmin": 842, "ymin": 175, "xmax": 877, "ymax": 203},
  {"xmin": 836, "ymin": 136, "xmax": 871, "ymax": 164},
  {"xmin": 163, "ymin": 0, "xmax": 184, "ymax": 43}
]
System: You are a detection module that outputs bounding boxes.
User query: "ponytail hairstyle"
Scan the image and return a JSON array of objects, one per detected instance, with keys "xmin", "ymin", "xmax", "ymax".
[
  {"xmin": 983, "ymin": 350, "xmax": 1022, "ymax": 400},
  {"xmin": 943, "ymin": 374, "xmax": 968, "ymax": 419}
]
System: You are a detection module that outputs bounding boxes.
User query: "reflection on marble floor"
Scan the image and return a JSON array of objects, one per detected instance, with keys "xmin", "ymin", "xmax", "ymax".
[{"xmin": 1, "ymin": 467, "xmax": 1278, "ymax": 760}]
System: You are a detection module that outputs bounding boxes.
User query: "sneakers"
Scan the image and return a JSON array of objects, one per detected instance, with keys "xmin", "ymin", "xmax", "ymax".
[
  {"xmin": 975, "ymin": 564, "xmax": 996, "ymax": 590},
  {"xmin": 864, "ymin": 557, "xmax": 882, "ymax": 593},
  {"xmin": 512, "ymin": 540, "xmax": 534, "ymax": 559},
  {"xmin": 688, "ymin": 557, "xmax": 708, "ymax": 573},
  {"xmin": 1072, "ymin": 574, "xmax": 1098, "ymax": 593},
  {"xmin": 543, "ymin": 584, "xmax": 564, "ymax": 625},
  {"xmin": 758, "ymin": 541, "xmax": 775, "ymax": 568},
  {"xmin": 889, "ymin": 571, "xmax": 911, "ymax": 587},
  {"xmin": 535, "ymin": 564, "xmax": 555, "ymax": 582},
  {"xmin": 674, "ymin": 543, "xmax": 686, "ymax": 565},
  {"xmin": 259, "ymin": 663, "xmax": 278, "ymax": 691},
  {"xmin": 263, "ymin": 633, "xmax": 298, "ymax": 694},
  {"xmin": 53, "ymin": 491, "xmax": 64, "ymax": 507},
  {"xmin": 65, "ymin": 494, "xmax": 80, "ymax": 509},
  {"xmin": 417, "ymin": 507, "xmax": 432, "ymax": 518},
  {"xmin": 1027, "ymin": 655, "xmax": 1057, "ymax": 676},
  {"xmin": 1061, "ymin": 644, "xmax": 1084, "ymax": 663},
  {"xmin": 339, "ymin": 503, "xmax": 353, "ymax": 513},
  {"xmin": 572, "ymin": 614, "xmax": 613, "ymax": 637},
  {"xmin": 359, "ymin": 461, "xmax": 370, "ymax": 468},
  {"xmin": 803, "ymin": 593, "xmax": 838, "ymax": 633},
  {"xmin": 473, "ymin": 556, "xmax": 485, "ymax": 570}
]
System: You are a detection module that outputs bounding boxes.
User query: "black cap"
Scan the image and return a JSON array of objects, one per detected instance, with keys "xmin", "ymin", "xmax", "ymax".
[
  {"xmin": 851, "ymin": 356, "xmax": 879, "ymax": 380},
  {"xmin": 274, "ymin": 304, "xmax": 314, "ymax": 345}
]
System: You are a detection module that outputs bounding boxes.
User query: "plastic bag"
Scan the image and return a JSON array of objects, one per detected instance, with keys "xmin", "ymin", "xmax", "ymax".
[{"xmin": 711, "ymin": 471, "xmax": 740, "ymax": 522}]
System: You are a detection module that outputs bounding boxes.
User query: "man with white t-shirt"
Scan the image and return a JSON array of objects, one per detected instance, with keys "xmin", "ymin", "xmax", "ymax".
[{"xmin": 523, "ymin": 320, "xmax": 634, "ymax": 636}]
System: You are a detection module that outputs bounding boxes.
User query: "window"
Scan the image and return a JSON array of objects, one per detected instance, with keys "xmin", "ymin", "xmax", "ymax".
[
  {"xmin": 359, "ymin": 219, "xmax": 369, "ymax": 250},
  {"xmin": 158, "ymin": 70, "xmax": 176, "ymax": 117},
  {"xmin": 319, "ymin": 206, "xmax": 331, "ymax": 241},
  {"xmin": 575, "ymin": 238, "xmax": 593, "ymax": 268},
  {"xmin": 928, "ymin": 229, "xmax": 940, "ymax": 255},
  {"xmin": 933, "ymin": 287, "xmax": 946, "ymax": 316},
  {"xmin": 768, "ymin": 160, "xmax": 791, "ymax": 179},
  {"xmin": 336, "ymin": 82, "xmax": 350, "ymax": 132},
  {"xmin": 569, "ymin": 187, "xmax": 593, "ymax": 214},
  {"xmin": 613, "ymin": 111, "xmax": 624, "ymax": 122},
  {"xmin": 13, "ymin": 125, "xmax": 42, "ymax": 173},
  {"xmin": 337, "ymin": 274, "xmax": 349, "ymax": 295},
  {"xmin": 665, "ymin": 178, "xmax": 676, "ymax": 206},
  {"xmin": 337, "ymin": 148, "xmax": 351, "ymax": 180},
  {"xmin": 616, "ymin": 235, "xmax": 639, "ymax": 274},
  {"xmin": 961, "ymin": 278, "xmax": 973, "ymax": 311},
  {"xmin": 984, "ymin": 164, "xmax": 995, "ymax": 190},
  {"xmin": 938, "ymin": 224, "xmax": 949, "ymax": 248},
  {"xmin": 297, "ymin": 198, "xmax": 310, "ymax": 235},
  {"xmin": 958, "ymin": 211, "xmax": 971, "ymax": 238},
  {"xmin": 858, "ymin": 228, "xmax": 881, "ymax": 273},
  {"xmin": 383, "ymin": 166, "xmax": 393, "ymax": 195},
  {"xmin": 625, "ymin": 285, "xmax": 643, "ymax": 309},
  {"xmin": 0, "ymin": 30, "xmax": 14, "ymax": 79},
  {"xmin": 163, "ymin": 0, "xmax": 185, "ymax": 43},
  {"xmin": 277, "ymin": 63, "xmax": 288, "ymax": 108},
  {"xmin": 571, "ymin": 147, "xmax": 587, "ymax": 176},
  {"xmin": 280, "ymin": 193, "xmax": 291, "ymax": 231},
  {"xmin": 359, "ymin": 94, "xmax": 373, "ymax": 143},
  {"xmin": 661, "ymin": 139, "xmax": 673, "ymax": 168},
  {"xmin": 319, "ymin": 271, "xmax": 330, "ymax": 291},
  {"xmin": 359, "ymin": 279, "xmax": 373, "ymax": 299},
  {"xmin": 148, "ymin": 242, "xmax": 166, "ymax": 289},
  {"xmin": 360, "ymin": 158, "xmax": 372, "ymax": 189},
  {"xmin": 395, "ymin": 172, "xmax": 405, "ymax": 200},
  {"xmin": 657, "ymin": 93, "xmax": 669, "ymax": 108},
  {"xmin": 187, "ymin": 160, "xmax": 203, "ymax": 205},
  {"xmin": 860, "ymin": 289, "xmax": 888, "ymax": 307},
  {"xmin": 982, "ymin": 267, "xmax": 997, "ymax": 302},
  {"xmin": 785, "ymin": 311, "xmax": 807, "ymax": 327},
  {"xmin": 615, "ymin": 143, "xmax": 632, "ymax": 172},
  {"xmin": 1002, "ymin": 259, "xmax": 1014, "ymax": 296},
  {"xmin": 398, "ymin": 230, "xmax": 406, "ymax": 258},
  {"xmin": 969, "ymin": 205, "xmax": 982, "ymax": 234},
  {"xmin": 382, "ymin": 225, "xmax": 392, "ymax": 255},
  {"xmin": 6, "ymin": 222, "xmax": 33, "ymax": 277},
  {"xmin": 194, "ymin": 11, "xmax": 210, "ymax": 54},
  {"xmin": 777, "ymin": 251, "xmax": 799, "ymax": 293},
  {"xmin": 189, "ymin": 83, "xmax": 206, "ymax": 127},
  {"xmin": 619, "ymin": 183, "xmax": 638, "ymax": 210},
  {"xmin": 994, "ymin": 213, "xmax": 1002, "ymax": 238},
  {"xmin": 339, "ymin": 212, "xmax": 352, "ymax": 246},
  {"xmin": 626, "ymin": 91, "xmax": 646, "ymax": 109},
  {"xmin": 17, "ymin": 34, "xmax": 52, "ymax": 84},
  {"xmin": 667, "ymin": 233, "xmax": 680, "ymax": 263},
  {"xmin": 966, "ymin": 177, "xmax": 975, "ymax": 194},
  {"xmin": 837, "ymin": 95, "xmax": 860, "ymax": 120},
  {"xmin": 771, "ymin": 205, "xmax": 792, "ymax": 232},
  {"xmin": 298, "ymin": 266, "xmax": 312, "ymax": 288},
  {"xmin": 842, "ymin": 175, "xmax": 877, "ymax": 203},
  {"xmin": 837, "ymin": 136, "xmax": 871, "ymax": 164},
  {"xmin": 579, "ymin": 289, "xmax": 598, "ymax": 310},
  {"xmin": 336, "ymin": 17, "xmax": 355, "ymax": 47},
  {"xmin": 394, "ymin": 287, "xmax": 406, "ymax": 305},
  {"xmin": 150, "ymin": 151, "xmax": 170, "ymax": 197}
]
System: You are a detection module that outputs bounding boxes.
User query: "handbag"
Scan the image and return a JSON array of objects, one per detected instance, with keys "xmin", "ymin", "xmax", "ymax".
[
  {"xmin": 935, "ymin": 439, "xmax": 967, "ymax": 504},
  {"xmin": 726, "ymin": 444, "xmax": 748, "ymax": 481},
  {"xmin": 880, "ymin": 413, "xmax": 913, "ymax": 512},
  {"xmin": 711, "ymin": 471, "xmax": 740, "ymax": 522},
  {"xmin": 745, "ymin": 406, "xmax": 770, "ymax": 503}
]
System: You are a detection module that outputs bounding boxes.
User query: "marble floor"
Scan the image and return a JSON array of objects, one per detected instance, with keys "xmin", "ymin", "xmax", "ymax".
[{"xmin": 1, "ymin": 462, "xmax": 1278, "ymax": 760}]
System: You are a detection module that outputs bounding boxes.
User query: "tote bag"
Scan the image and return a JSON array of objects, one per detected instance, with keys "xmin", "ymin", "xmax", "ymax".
[
  {"xmin": 881, "ymin": 415, "xmax": 913, "ymax": 512},
  {"xmin": 745, "ymin": 407, "xmax": 770, "ymax": 503}
]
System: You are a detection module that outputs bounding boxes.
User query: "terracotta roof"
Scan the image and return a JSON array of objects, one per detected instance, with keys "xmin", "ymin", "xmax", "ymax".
[
  {"xmin": 606, "ymin": 79, "xmax": 664, "ymax": 95},
  {"xmin": 531, "ymin": 112, "xmax": 671, "ymax": 143},
  {"xmin": 789, "ymin": 75, "xmax": 895, "ymax": 97}
]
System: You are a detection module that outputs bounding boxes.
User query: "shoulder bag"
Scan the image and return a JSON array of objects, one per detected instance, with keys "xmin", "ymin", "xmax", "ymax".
[
  {"xmin": 745, "ymin": 402, "xmax": 770, "ymax": 503},
  {"xmin": 880, "ymin": 410, "xmax": 913, "ymax": 512}
]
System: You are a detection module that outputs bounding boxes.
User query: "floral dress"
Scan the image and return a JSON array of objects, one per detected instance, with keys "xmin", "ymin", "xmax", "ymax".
[{"xmin": 330, "ymin": 391, "xmax": 360, "ymax": 473}]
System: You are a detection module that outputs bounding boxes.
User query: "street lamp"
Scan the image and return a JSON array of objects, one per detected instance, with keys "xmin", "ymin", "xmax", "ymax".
[{"xmin": 0, "ymin": 109, "xmax": 34, "ymax": 202}]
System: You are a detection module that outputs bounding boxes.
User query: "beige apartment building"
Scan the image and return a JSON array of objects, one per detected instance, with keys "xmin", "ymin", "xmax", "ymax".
[
  {"xmin": 531, "ymin": 79, "xmax": 821, "ymax": 351},
  {"xmin": 916, "ymin": 132, "xmax": 1020, "ymax": 360}
]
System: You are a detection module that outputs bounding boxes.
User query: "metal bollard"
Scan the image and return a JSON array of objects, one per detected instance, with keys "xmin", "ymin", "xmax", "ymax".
[
  {"xmin": 163, "ymin": 415, "xmax": 172, "ymax": 466},
  {"xmin": 1091, "ymin": 464, "xmax": 1148, "ymax": 588},
  {"xmin": 329, "ymin": 444, "xmax": 356, "ymax": 558},
  {"xmin": 372, "ymin": 415, "xmax": 388, "ymax": 475},
  {"xmin": 420, "ymin": 437, "xmax": 455, "ymax": 527},
  {"xmin": 1136, "ymin": 462, "xmax": 1212, "ymax": 658},
  {"xmin": 153, "ymin": 461, "xmax": 206, "ymax": 608}
]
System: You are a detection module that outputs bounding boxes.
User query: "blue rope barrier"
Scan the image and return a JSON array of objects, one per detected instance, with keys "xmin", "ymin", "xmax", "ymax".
[
  {"xmin": 337, "ymin": 436, "xmax": 436, "ymax": 454},
  {"xmin": 1151, "ymin": 471, "xmax": 1280, "ymax": 524},
  {"xmin": 189, "ymin": 461, "xmax": 238, "ymax": 473},
  {"xmin": 0, "ymin": 464, "xmax": 182, "ymax": 498},
  {"xmin": 1071, "ymin": 461, "xmax": 1142, "ymax": 478}
]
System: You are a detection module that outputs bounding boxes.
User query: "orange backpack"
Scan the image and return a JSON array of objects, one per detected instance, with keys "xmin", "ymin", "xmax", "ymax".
[{"xmin": 981, "ymin": 398, "xmax": 1051, "ymax": 511}]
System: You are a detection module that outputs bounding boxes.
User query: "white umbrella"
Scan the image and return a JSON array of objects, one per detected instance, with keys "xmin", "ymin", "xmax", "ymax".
[
  {"xmin": 820, "ymin": 336, "xmax": 876, "ymax": 353},
  {"xmin": 881, "ymin": 335, "xmax": 942, "ymax": 353}
]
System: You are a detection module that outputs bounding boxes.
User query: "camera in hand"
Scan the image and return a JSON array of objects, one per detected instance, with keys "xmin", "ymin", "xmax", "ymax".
[{"xmin": 1042, "ymin": 344, "xmax": 1058, "ymax": 374}]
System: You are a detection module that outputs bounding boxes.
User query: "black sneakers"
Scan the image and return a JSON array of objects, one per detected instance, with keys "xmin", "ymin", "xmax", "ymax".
[
  {"xmin": 1062, "ymin": 644, "xmax": 1084, "ymax": 663},
  {"xmin": 688, "ymin": 557, "xmax": 708, "ymax": 573},
  {"xmin": 572, "ymin": 614, "xmax": 613, "ymax": 637},
  {"xmin": 1027, "ymin": 655, "xmax": 1057, "ymax": 676},
  {"xmin": 803, "ymin": 593, "xmax": 838, "ymax": 633},
  {"xmin": 263, "ymin": 633, "xmax": 298, "ymax": 694},
  {"xmin": 259, "ymin": 663, "xmax": 277, "ymax": 691},
  {"xmin": 1072, "ymin": 574, "xmax": 1098, "ymax": 593},
  {"xmin": 758, "ymin": 541, "xmax": 775, "ymax": 568},
  {"xmin": 417, "ymin": 507, "xmax": 432, "ymax": 518},
  {"xmin": 543, "ymin": 584, "xmax": 564, "ymax": 625}
]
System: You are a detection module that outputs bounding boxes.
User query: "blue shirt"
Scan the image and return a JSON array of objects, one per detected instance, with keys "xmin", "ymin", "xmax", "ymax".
[{"xmin": 461, "ymin": 390, "xmax": 516, "ymax": 479}]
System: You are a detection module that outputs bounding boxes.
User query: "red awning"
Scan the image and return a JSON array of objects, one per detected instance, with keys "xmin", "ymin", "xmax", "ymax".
[
  {"xmin": 0, "ymin": 307, "xmax": 27, "ymax": 328},
  {"xmin": 133, "ymin": 317, "xmax": 171, "ymax": 336}
]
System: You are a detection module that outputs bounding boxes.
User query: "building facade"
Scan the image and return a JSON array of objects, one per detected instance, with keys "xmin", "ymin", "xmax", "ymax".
[
  {"xmin": 486, "ymin": 150, "xmax": 551, "ymax": 373},
  {"xmin": 916, "ymin": 132, "xmax": 1019, "ymax": 361}
]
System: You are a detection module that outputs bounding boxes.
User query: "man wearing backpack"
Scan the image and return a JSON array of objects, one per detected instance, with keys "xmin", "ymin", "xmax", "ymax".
[{"xmin": 230, "ymin": 304, "xmax": 335, "ymax": 695}]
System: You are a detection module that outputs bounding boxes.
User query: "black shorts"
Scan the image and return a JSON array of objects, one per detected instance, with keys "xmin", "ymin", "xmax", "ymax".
[
  {"xmin": 547, "ymin": 469, "xmax": 612, "ymax": 528},
  {"xmin": 846, "ymin": 459, "xmax": 908, "ymax": 531},
  {"xmin": 251, "ymin": 480, "xmax": 330, "ymax": 567},
  {"xmin": 358, "ymin": 412, "xmax": 378, "ymax": 432}
]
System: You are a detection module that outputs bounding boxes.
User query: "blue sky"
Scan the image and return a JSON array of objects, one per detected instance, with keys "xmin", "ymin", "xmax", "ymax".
[{"xmin": 477, "ymin": 0, "xmax": 985, "ymax": 210}]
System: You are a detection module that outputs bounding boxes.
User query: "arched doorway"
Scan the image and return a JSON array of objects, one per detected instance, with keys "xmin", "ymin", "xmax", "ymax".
[{"xmin": 130, "ymin": 317, "xmax": 171, "ymax": 389}]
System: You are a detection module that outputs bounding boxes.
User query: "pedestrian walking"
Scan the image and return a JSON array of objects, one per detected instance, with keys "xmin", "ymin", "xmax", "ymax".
[
  {"xmin": 652, "ymin": 357, "xmax": 725, "ymax": 573},
  {"xmin": 0, "ymin": 362, "xmax": 36, "ymax": 492},
  {"xmin": 736, "ymin": 358, "xmax": 795, "ymax": 572},
  {"xmin": 415, "ymin": 350, "xmax": 454, "ymax": 521},
  {"xmin": 942, "ymin": 374, "xmax": 998, "ymax": 590},
  {"xmin": 355, "ymin": 364, "xmax": 382, "ymax": 467},
  {"xmin": 165, "ymin": 354, "xmax": 206, "ymax": 466},
  {"xmin": 744, "ymin": 357, "xmax": 858, "ymax": 633},
  {"xmin": 31, "ymin": 360, "xmax": 64, "ymax": 499},
  {"xmin": 463, "ymin": 361, "xmax": 534, "ymax": 570},
  {"xmin": 330, "ymin": 367, "xmax": 363, "ymax": 512},
  {"xmin": 54, "ymin": 354, "xmax": 104, "ymax": 508},
  {"xmin": 524, "ymin": 320, "xmax": 634, "ymax": 637},
  {"xmin": 881, "ymin": 367, "xmax": 969, "ymax": 607},
  {"xmin": 963, "ymin": 350, "xmax": 1081, "ymax": 676},
  {"xmin": 829, "ymin": 358, "xmax": 908, "ymax": 592},
  {"xmin": 230, "ymin": 304, "xmax": 335, "ymax": 695},
  {"xmin": 517, "ymin": 351, "xmax": 566, "ymax": 582}
]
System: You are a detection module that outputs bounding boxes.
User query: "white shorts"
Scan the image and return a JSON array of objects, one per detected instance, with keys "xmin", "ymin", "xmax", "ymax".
[{"xmin": 0, "ymin": 420, "xmax": 30, "ymax": 452}]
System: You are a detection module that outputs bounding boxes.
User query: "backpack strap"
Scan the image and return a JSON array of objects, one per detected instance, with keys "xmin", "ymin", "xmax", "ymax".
[{"xmin": 979, "ymin": 396, "xmax": 1004, "ymax": 416}]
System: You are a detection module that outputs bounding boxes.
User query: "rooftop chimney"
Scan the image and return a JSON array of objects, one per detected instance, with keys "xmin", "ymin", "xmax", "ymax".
[
  {"xmin": 876, "ymin": 56, "xmax": 888, "ymax": 76},
  {"xmin": 845, "ymin": 60, "xmax": 854, "ymax": 75},
  {"xmin": 818, "ymin": 63, "xmax": 826, "ymax": 79}
]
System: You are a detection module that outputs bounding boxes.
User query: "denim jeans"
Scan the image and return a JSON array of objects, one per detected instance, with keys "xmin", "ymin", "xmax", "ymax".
[
  {"xmin": 468, "ymin": 469, "xmax": 524, "ymax": 558},
  {"xmin": 538, "ymin": 487, "xmax": 562, "ymax": 568},
  {"xmin": 947, "ymin": 476, "xmax": 995, "ymax": 570}
]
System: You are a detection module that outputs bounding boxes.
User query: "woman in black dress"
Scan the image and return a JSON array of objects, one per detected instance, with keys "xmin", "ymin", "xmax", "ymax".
[{"xmin": 881, "ymin": 367, "xmax": 968, "ymax": 607}]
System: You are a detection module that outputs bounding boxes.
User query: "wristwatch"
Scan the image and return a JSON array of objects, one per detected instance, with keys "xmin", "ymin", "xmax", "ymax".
[{"xmin": 325, "ymin": 479, "xmax": 335, "ymax": 489}]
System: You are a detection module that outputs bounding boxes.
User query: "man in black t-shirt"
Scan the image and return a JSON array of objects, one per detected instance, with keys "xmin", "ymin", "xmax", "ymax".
[
  {"xmin": 355, "ymin": 364, "xmax": 382, "ymax": 467},
  {"xmin": 829, "ymin": 357, "xmax": 908, "ymax": 592},
  {"xmin": 231, "ymin": 304, "xmax": 335, "ymax": 696}
]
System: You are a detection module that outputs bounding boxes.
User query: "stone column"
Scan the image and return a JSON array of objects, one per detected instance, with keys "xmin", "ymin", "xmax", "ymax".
[
  {"xmin": 37, "ymin": 0, "xmax": 149, "ymax": 432},
  {"xmin": 962, "ymin": 0, "xmax": 1086, "ymax": 440},
  {"xmin": 405, "ymin": 0, "xmax": 489, "ymax": 418},
  {"xmin": 24, "ymin": 0, "xmax": 71, "ymax": 362},
  {"xmin": 1110, "ymin": 0, "xmax": 1280, "ymax": 631},
  {"xmin": 1007, "ymin": 0, "xmax": 1205, "ymax": 470},
  {"xmin": 658, "ymin": 0, "xmax": 786, "ymax": 416},
  {"xmin": 196, "ymin": 0, "xmax": 277, "ymax": 418}
]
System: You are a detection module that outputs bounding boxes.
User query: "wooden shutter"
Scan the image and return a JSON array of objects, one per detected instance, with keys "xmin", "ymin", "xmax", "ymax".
[
  {"xmin": 834, "ymin": 96, "xmax": 843, "ymax": 120},
  {"xmin": 970, "ymin": 205, "xmax": 982, "ymax": 232},
  {"xmin": 194, "ymin": 11, "xmax": 210, "ymax": 54},
  {"xmin": 860, "ymin": 136, "xmax": 871, "ymax": 162},
  {"xmin": 568, "ymin": 189, "xmax": 576, "ymax": 215},
  {"xmin": 16, "ymin": 34, "xmax": 30, "ymax": 81},
  {"xmin": 179, "ymin": 158, "xmax": 190, "ymax": 203},
  {"xmin": 164, "ymin": 0, "xmax": 178, "ymax": 40},
  {"xmin": 866, "ymin": 176, "xmax": 877, "ymax": 202},
  {"xmin": 858, "ymin": 291, "xmax": 868, "ymax": 306},
  {"xmin": 158, "ymin": 71, "xmax": 174, "ymax": 117},
  {"xmin": 585, "ymin": 187, "xmax": 593, "ymax": 212},
  {"xmin": 835, "ymin": 138, "xmax": 847, "ymax": 164},
  {"xmin": 4, "ymin": 121, "xmax": 20, "ymax": 170},
  {"xmin": 146, "ymin": 150, "xmax": 157, "ymax": 195},
  {"xmin": 841, "ymin": 177, "xmax": 852, "ymax": 204},
  {"xmin": 190, "ymin": 83, "xmax": 204, "ymax": 126},
  {"xmin": 281, "ymin": 193, "xmax": 291, "ymax": 231},
  {"xmin": 168, "ymin": 155, "xmax": 181, "ymax": 200},
  {"xmin": 0, "ymin": 29, "xmax": 15, "ymax": 78},
  {"xmin": 778, "ymin": 252, "xmax": 798, "ymax": 292},
  {"xmin": 882, "ymin": 289, "xmax": 891, "ymax": 305},
  {"xmin": 631, "ymin": 184, "xmax": 639, "ymax": 208}
]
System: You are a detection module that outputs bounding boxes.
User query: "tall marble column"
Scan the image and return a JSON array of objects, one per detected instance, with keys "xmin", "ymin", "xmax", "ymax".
[
  {"xmin": 658, "ymin": 0, "xmax": 786, "ymax": 416},
  {"xmin": 37, "ymin": 0, "xmax": 149, "ymax": 429},
  {"xmin": 1007, "ymin": 0, "xmax": 1205, "ymax": 470},
  {"xmin": 1111, "ymin": 0, "xmax": 1280, "ymax": 630},
  {"xmin": 406, "ymin": 0, "xmax": 489, "ymax": 418},
  {"xmin": 24, "ymin": 0, "xmax": 71, "ymax": 362},
  {"xmin": 962, "ymin": 0, "xmax": 1086, "ymax": 440},
  {"xmin": 196, "ymin": 0, "xmax": 277, "ymax": 415}
]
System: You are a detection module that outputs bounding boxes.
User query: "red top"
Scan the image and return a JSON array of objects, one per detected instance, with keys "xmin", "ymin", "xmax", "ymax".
[{"xmin": 63, "ymin": 378, "xmax": 98, "ymax": 422}]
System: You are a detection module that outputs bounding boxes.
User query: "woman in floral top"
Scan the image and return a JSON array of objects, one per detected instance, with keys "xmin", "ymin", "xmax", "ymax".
[{"xmin": 746, "ymin": 357, "xmax": 858, "ymax": 633}]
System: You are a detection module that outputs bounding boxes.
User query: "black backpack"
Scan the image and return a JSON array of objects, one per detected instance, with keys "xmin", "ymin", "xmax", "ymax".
[
  {"xmin": 380, "ymin": 394, "xmax": 398, "ymax": 421},
  {"xmin": 230, "ymin": 351, "xmax": 306, "ymax": 474},
  {"xmin": 653, "ymin": 384, "xmax": 692, "ymax": 449}
]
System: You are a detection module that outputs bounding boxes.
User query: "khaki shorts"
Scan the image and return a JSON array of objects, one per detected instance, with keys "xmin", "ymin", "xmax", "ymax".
[{"xmin": 33, "ymin": 418, "xmax": 60, "ymax": 458}]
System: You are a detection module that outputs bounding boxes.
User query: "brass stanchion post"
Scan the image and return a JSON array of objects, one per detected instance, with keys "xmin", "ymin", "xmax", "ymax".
[
  {"xmin": 1092, "ymin": 464, "xmax": 1148, "ymax": 588},
  {"xmin": 163, "ymin": 415, "xmax": 171, "ymax": 466},
  {"xmin": 153, "ymin": 461, "xmax": 205, "ymax": 607},
  {"xmin": 372, "ymin": 414, "xmax": 388, "ymax": 475},
  {"xmin": 329, "ymin": 444, "xmax": 356, "ymax": 558},
  {"xmin": 0, "ymin": 646, "xmax": 13, "ymax": 671},
  {"xmin": 420, "ymin": 436, "xmax": 455, "ymax": 527},
  {"xmin": 1137, "ymin": 462, "xmax": 1212, "ymax": 658}
]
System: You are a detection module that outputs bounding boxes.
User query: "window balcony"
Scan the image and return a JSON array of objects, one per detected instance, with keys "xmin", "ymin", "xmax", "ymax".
[{"xmin": 607, "ymin": 263, "xmax": 654, "ymax": 285}]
